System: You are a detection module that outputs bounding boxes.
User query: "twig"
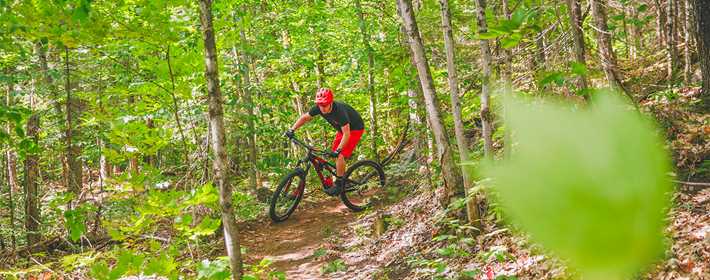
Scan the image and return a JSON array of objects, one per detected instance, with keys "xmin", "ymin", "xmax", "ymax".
[{"xmin": 675, "ymin": 180, "xmax": 710, "ymax": 188}]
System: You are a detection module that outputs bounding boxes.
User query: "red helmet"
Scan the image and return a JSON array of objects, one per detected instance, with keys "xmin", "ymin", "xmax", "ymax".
[{"xmin": 315, "ymin": 88, "xmax": 334, "ymax": 106}]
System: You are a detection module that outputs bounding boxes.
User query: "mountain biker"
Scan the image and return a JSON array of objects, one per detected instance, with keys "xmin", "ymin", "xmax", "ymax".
[{"xmin": 286, "ymin": 88, "xmax": 365, "ymax": 196}]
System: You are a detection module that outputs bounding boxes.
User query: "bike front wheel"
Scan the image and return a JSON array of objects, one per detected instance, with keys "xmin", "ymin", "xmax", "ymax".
[
  {"xmin": 340, "ymin": 160, "xmax": 386, "ymax": 211},
  {"xmin": 269, "ymin": 169, "xmax": 306, "ymax": 222}
]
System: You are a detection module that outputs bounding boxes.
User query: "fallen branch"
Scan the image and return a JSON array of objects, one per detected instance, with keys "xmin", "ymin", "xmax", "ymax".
[{"xmin": 675, "ymin": 180, "xmax": 710, "ymax": 188}]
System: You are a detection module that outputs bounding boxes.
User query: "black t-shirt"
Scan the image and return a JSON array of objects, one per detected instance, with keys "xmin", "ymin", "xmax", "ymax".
[{"xmin": 308, "ymin": 101, "xmax": 365, "ymax": 131}]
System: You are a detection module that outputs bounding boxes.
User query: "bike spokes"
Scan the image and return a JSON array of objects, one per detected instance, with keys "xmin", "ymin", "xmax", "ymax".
[
  {"xmin": 341, "ymin": 161, "xmax": 385, "ymax": 211},
  {"xmin": 270, "ymin": 174, "xmax": 303, "ymax": 221}
]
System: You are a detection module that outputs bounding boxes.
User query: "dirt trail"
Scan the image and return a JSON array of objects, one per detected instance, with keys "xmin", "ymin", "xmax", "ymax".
[{"xmin": 241, "ymin": 198, "xmax": 357, "ymax": 279}]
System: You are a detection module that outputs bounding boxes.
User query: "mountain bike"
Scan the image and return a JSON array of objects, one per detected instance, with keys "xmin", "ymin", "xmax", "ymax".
[{"xmin": 269, "ymin": 134, "xmax": 386, "ymax": 222}]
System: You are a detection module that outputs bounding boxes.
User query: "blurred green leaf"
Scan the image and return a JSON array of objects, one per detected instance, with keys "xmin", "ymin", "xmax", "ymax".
[{"xmin": 483, "ymin": 94, "xmax": 672, "ymax": 280}]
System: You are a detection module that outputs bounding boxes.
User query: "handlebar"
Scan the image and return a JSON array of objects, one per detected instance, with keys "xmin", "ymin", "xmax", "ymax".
[{"xmin": 286, "ymin": 134, "xmax": 330, "ymax": 157}]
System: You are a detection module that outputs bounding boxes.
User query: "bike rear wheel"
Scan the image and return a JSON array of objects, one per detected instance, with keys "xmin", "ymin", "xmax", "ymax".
[
  {"xmin": 340, "ymin": 160, "xmax": 386, "ymax": 211},
  {"xmin": 269, "ymin": 169, "xmax": 306, "ymax": 222}
]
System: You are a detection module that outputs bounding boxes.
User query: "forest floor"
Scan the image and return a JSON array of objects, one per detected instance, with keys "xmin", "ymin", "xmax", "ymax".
[
  {"xmin": 240, "ymin": 198, "xmax": 358, "ymax": 279},
  {"xmin": 238, "ymin": 184, "xmax": 708, "ymax": 280}
]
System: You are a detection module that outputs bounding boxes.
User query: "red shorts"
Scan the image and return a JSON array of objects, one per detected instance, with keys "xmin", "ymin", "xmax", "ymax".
[{"xmin": 332, "ymin": 130, "xmax": 365, "ymax": 158}]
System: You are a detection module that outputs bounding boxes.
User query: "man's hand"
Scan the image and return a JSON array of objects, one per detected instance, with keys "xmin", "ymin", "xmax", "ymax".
[
  {"xmin": 329, "ymin": 148, "xmax": 342, "ymax": 158},
  {"xmin": 284, "ymin": 129, "xmax": 295, "ymax": 138}
]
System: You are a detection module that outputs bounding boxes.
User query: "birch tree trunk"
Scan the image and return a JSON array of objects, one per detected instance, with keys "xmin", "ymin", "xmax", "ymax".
[
  {"xmin": 198, "ymin": 1, "xmax": 243, "ymax": 278},
  {"xmin": 590, "ymin": 0, "xmax": 630, "ymax": 98},
  {"xmin": 400, "ymin": 23, "xmax": 434, "ymax": 165},
  {"xmin": 438, "ymin": 0, "xmax": 480, "ymax": 226},
  {"xmin": 566, "ymin": 0, "xmax": 589, "ymax": 93},
  {"xmin": 397, "ymin": 0, "xmax": 464, "ymax": 206},
  {"xmin": 474, "ymin": 0, "xmax": 494, "ymax": 158}
]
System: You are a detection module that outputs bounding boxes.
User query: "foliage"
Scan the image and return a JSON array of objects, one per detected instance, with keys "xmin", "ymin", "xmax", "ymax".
[
  {"xmin": 89, "ymin": 248, "xmax": 179, "ymax": 280},
  {"xmin": 321, "ymin": 259, "xmax": 347, "ymax": 275},
  {"xmin": 483, "ymin": 94, "xmax": 672, "ymax": 280}
]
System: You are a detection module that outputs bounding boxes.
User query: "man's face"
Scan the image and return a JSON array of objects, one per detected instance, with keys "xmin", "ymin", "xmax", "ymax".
[{"xmin": 318, "ymin": 103, "xmax": 332, "ymax": 113}]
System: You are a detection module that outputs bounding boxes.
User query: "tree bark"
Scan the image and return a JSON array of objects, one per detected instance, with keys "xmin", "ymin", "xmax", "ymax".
[
  {"xmin": 684, "ymin": 0, "xmax": 693, "ymax": 85},
  {"xmin": 439, "ymin": 0, "xmax": 481, "ymax": 226},
  {"xmin": 355, "ymin": 0, "xmax": 380, "ymax": 163},
  {"xmin": 64, "ymin": 47, "xmax": 82, "ymax": 200},
  {"xmin": 237, "ymin": 29, "xmax": 259, "ymax": 195},
  {"xmin": 628, "ymin": 6, "xmax": 641, "ymax": 60},
  {"xmin": 566, "ymin": 0, "xmax": 589, "ymax": 93},
  {"xmin": 667, "ymin": 0, "xmax": 679, "ymax": 80},
  {"xmin": 25, "ymin": 42, "xmax": 45, "ymax": 245},
  {"xmin": 655, "ymin": 0, "xmax": 667, "ymax": 45},
  {"xmin": 590, "ymin": 0, "xmax": 630, "ymax": 98},
  {"xmin": 5, "ymin": 83, "xmax": 17, "ymax": 252},
  {"xmin": 474, "ymin": 0, "xmax": 494, "ymax": 158},
  {"xmin": 692, "ymin": 0, "xmax": 710, "ymax": 110},
  {"xmin": 198, "ymin": 1, "xmax": 243, "ymax": 279},
  {"xmin": 397, "ymin": 0, "xmax": 464, "ymax": 206},
  {"xmin": 501, "ymin": 0, "xmax": 513, "ymax": 84},
  {"xmin": 535, "ymin": 0, "xmax": 547, "ymax": 69}
]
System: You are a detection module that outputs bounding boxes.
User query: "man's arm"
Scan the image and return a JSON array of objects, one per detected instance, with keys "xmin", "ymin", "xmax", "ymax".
[
  {"xmin": 290, "ymin": 113, "xmax": 313, "ymax": 131},
  {"xmin": 337, "ymin": 124, "xmax": 351, "ymax": 151}
]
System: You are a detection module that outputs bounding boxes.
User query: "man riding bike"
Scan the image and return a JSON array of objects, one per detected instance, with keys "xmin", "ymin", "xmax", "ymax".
[{"xmin": 286, "ymin": 88, "xmax": 365, "ymax": 196}]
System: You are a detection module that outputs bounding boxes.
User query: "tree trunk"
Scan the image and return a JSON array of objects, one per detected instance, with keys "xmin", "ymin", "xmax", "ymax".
[
  {"xmin": 474, "ymin": 0, "xmax": 494, "ymax": 158},
  {"xmin": 25, "ymin": 43, "xmax": 45, "ymax": 245},
  {"xmin": 237, "ymin": 29, "xmax": 259, "ymax": 195},
  {"xmin": 396, "ymin": 0, "xmax": 464, "ymax": 206},
  {"xmin": 692, "ymin": 0, "xmax": 710, "ymax": 110},
  {"xmin": 656, "ymin": 0, "xmax": 667, "ymax": 45},
  {"xmin": 439, "ymin": 0, "xmax": 481, "ymax": 226},
  {"xmin": 667, "ymin": 0, "xmax": 679, "ymax": 80},
  {"xmin": 64, "ymin": 47, "xmax": 82, "ymax": 200},
  {"xmin": 684, "ymin": 0, "xmax": 693, "ymax": 85},
  {"xmin": 628, "ymin": 6, "xmax": 641, "ymax": 60},
  {"xmin": 198, "ymin": 1, "xmax": 243, "ymax": 278},
  {"xmin": 535, "ymin": 0, "xmax": 547, "ymax": 69},
  {"xmin": 355, "ymin": 0, "xmax": 380, "ymax": 162},
  {"xmin": 5, "ymin": 84, "xmax": 17, "ymax": 252},
  {"xmin": 501, "ymin": 0, "xmax": 513, "ymax": 85},
  {"xmin": 566, "ymin": 0, "xmax": 589, "ymax": 93},
  {"xmin": 400, "ymin": 23, "xmax": 433, "ymax": 166},
  {"xmin": 590, "ymin": 0, "xmax": 630, "ymax": 98}
]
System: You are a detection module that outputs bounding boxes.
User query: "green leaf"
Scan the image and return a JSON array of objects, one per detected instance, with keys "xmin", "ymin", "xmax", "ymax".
[
  {"xmin": 510, "ymin": 7, "xmax": 527, "ymax": 27},
  {"xmin": 637, "ymin": 4, "xmax": 649, "ymax": 13},
  {"xmin": 477, "ymin": 32, "xmax": 500, "ymax": 40},
  {"xmin": 89, "ymin": 261, "xmax": 111, "ymax": 280},
  {"xmin": 64, "ymin": 208, "xmax": 87, "ymax": 242},
  {"xmin": 197, "ymin": 258, "xmax": 231, "ymax": 280},
  {"xmin": 500, "ymin": 33, "xmax": 522, "ymax": 49},
  {"xmin": 13, "ymin": 126, "xmax": 24, "ymax": 137},
  {"xmin": 570, "ymin": 61, "xmax": 588, "ymax": 76},
  {"xmin": 539, "ymin": 71, "xmax": 565, "ymax": 87},
  {"xmin": 483, "ymin": 94, "xmax": 672, "ymax": 280}
]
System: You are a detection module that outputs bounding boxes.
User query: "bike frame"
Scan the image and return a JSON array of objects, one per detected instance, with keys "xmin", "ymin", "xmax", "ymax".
[
  {"xmin": 289, "ymin": 136, "xmax": 337, "ymax": 189},
  {"xmin": 287, "ymin": 135, "xmax": 363, "ymax": 194}
]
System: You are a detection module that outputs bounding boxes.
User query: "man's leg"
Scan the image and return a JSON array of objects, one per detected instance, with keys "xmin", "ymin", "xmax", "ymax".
[
  {"xmin": 336, "ymin": 154, "xmax": 346, "ymax": 177},
  {"xmin": 332, "ymin": 132, "xmax": 345, "ymax": 178}
]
